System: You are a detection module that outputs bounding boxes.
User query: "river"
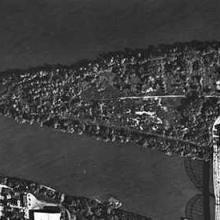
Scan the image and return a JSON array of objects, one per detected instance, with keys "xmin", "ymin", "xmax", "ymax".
[{"xmin": 0, "ymin": 0, "xmax": 218, "ymax": 219}]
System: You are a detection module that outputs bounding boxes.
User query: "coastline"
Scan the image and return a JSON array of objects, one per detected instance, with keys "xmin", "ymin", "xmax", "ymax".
[{"xmin": 0, "ymin": 115, "xmax": 198, "ymax": 219}]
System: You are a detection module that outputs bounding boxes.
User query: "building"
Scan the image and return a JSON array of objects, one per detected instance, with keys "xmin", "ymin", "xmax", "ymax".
[
  {"xmin": 29, "ymin": 207, "xmax": 62, "ymax": 220},
  {"xmin": 24, "ymin": 193, "xmax": 63, "ymax": 220}
]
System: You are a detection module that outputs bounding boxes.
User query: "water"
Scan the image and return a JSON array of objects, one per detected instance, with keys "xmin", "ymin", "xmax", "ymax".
[
  {"xmin": 0, "ymin": 116, "xmax": 198, "ymax": 219},
  {"xmin": 0, "ymin": 0, "xmax": 219, "ymax": 71},
  {"xmin": 0, "ymin": 0, "xmax": 217, "ymax": 219}
]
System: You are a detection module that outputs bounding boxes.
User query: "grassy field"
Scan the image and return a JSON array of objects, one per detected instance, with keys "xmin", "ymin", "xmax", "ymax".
[{"xmin": 0, "ymin": 116, "xmax": 198, "ymax": 219}]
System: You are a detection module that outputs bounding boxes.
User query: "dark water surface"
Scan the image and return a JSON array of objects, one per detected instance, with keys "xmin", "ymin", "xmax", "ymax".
[
  {"xmin": 0, "ymin": 117, "xmax": 197, "ymax": 220},
  {"xmin": 0, "ymin": 0, "xmax": 217, "ymax": 219},
  {"xmin": 0, "ymin": 0, "xmax": 220, "ymax": 71}
]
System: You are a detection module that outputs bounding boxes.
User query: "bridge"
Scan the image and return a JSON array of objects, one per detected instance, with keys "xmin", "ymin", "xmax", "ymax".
[{"xmin": 212, "ymin": 117, "xmax": 220, "ymax": 220}]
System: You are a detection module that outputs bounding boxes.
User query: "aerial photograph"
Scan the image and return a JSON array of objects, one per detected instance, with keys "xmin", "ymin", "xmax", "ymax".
[{"xmin": 0, "ymin": 0, "xmax": 220, "ymax": 219}]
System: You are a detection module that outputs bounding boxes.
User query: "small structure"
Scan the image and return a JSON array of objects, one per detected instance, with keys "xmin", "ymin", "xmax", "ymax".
[
  {"xmin": 216, "ymin": 80, "xmax": 220, "ymax": 91},
  {"xmin": 24, "ymin": 193, "xmax": 62, "ymax": 219},
  {"xmin": 29, "ymin": 208, "xmax": 62, "ymax": 220}
]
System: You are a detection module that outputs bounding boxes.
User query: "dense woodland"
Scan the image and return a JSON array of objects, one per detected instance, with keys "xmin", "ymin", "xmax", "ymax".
[{"xmin": 1, "ymin": 41, "xmax": 220, "ymax": 160}]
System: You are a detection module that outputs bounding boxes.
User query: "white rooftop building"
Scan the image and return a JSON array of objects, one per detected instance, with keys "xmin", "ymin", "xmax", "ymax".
[{"xmin": 31, "ymin": 211, "xmax": 61, "ymax": 220}]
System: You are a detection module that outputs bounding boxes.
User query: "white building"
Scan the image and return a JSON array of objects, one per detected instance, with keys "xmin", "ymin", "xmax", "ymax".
[{"xmin": 30, "ymin": 211, "xmax": 61, "ymax": 220}]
